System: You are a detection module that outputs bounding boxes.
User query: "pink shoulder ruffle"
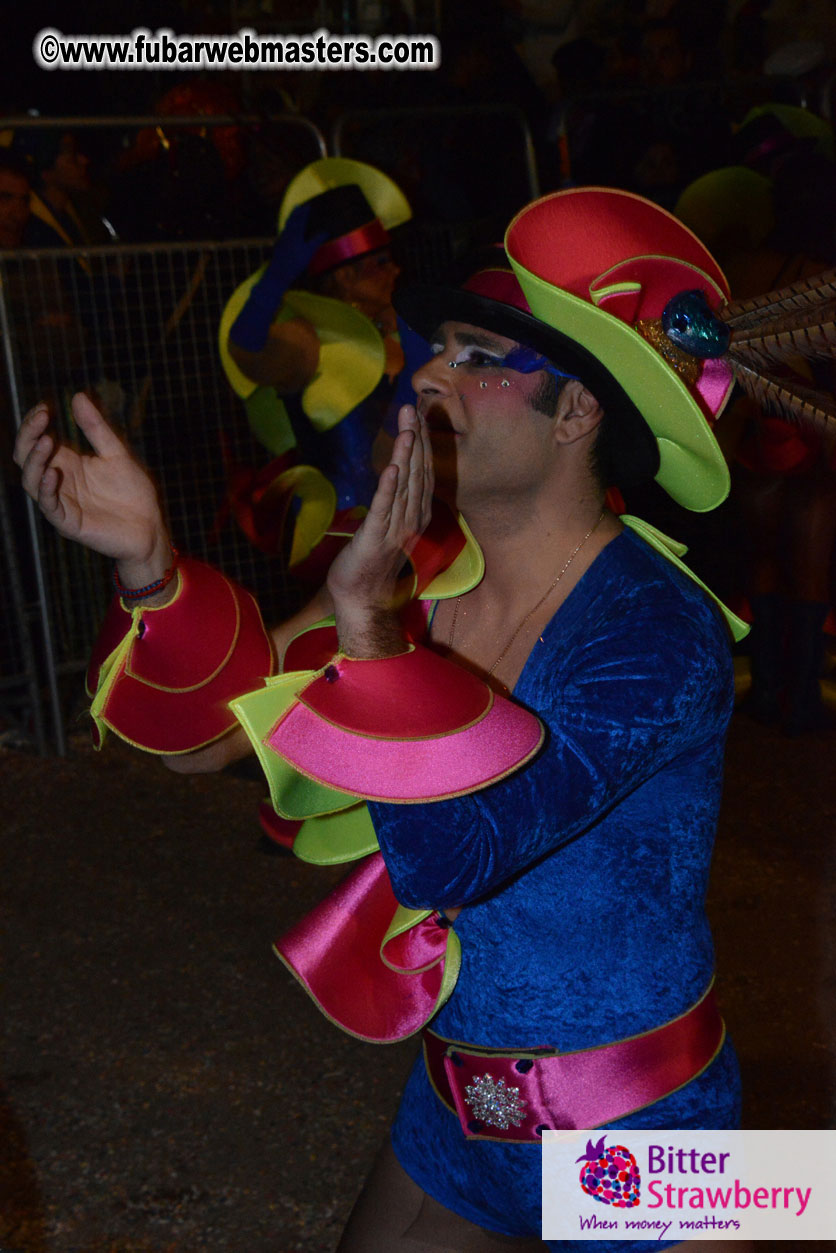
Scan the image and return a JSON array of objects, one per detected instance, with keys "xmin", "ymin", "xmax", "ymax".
[{"xmin": 267, "ymin": 645, "xmax": 544, "ymax": 804}]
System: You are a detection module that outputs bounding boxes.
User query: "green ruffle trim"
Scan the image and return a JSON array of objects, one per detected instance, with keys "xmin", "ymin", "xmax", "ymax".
[{"xmin": 621, "ymin": 515, "xmax": 749, "ymax": 642}]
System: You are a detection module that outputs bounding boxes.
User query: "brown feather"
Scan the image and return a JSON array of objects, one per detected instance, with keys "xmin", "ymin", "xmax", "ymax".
[
  {"xmin": 730, "ymin": 298, "xmax": 836, "ymax": 341},
  {"xmin": 728, "ymin": 352, "xmax": 836, "ymax": 435},
  {"xmin": 722, "ymin": 268, "xmax": 836, "ymax": 330},
  {"xmin": 730, "ymin": 317, "xmax": 836, "ymax": 365}
]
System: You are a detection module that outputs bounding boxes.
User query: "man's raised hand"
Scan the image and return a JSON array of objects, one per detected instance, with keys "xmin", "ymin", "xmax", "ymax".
[
  {"xmin": 14, "ymin": 393, "xmax": 172, "ymax": 586},
  {"xmin": 326, "ymin": 403, "xmax": 434, "ymax": 658}
]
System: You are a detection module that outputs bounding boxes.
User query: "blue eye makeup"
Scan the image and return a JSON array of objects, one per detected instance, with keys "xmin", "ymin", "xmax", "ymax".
[
  {"xmin": 464, "ymin": 349, "xmax": 504, "ymax": 367},
  {"xmin": 499, "ymin": 346, "xmax": 579, "ymax": 383}
]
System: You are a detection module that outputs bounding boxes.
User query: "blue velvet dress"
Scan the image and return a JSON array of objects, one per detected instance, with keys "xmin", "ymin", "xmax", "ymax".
[{"xmin": 367, "ymin": 528, "xmax": 741, "ymax": 1251}]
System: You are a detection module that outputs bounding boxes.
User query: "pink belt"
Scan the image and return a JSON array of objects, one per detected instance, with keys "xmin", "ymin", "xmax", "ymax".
[{"xmin": 423, "ymin": 983, "xmax": 724, "ymax": 1142}]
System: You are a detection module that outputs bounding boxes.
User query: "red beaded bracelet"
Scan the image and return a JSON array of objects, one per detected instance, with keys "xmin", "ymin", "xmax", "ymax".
[{"xmin": 113, "ymin": 547, "xmax": 180, "ymax": 600}]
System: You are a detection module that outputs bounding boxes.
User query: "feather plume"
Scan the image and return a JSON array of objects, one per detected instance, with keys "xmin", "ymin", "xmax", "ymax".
[
  {"xmin": 730, "ymin": 297, "xmax": 836, "ymax": 341},
  {"xmin": 715, "ymin": 267, "xmax": 836, "ymax": 437},
  {"xmin": 727, "ymin": 352, "xmax": 836, "ymax": 435},
  {"xmin": 730, "ymin": 313, "xmax": 836, "ymax": 367},
  {"xmin": 723, "ymin": 268, "xmax": 836, "ymax": 331}
]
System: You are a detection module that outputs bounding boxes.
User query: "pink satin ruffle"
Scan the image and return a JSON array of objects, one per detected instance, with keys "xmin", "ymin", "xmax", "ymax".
[{"xmin": 275, "ymin": 851, "xmax": 456, "ymax": 1042}]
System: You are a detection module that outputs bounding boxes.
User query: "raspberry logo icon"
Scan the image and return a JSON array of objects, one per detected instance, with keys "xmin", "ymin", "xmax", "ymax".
[{"xmin": 576, "ymin": 1135, "xmax": 641, "ymax": 1207}]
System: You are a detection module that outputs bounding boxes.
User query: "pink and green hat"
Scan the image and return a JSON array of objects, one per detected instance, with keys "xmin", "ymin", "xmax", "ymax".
[{"xmin": 505, "ymin": 187, "xmax": 734, "ymax": 512}]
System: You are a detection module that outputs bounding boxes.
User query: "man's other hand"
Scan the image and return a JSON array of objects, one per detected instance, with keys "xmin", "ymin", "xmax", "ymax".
[{"xmin": 14, "ymin": 393, "xmax": 172, "ymax": 590}]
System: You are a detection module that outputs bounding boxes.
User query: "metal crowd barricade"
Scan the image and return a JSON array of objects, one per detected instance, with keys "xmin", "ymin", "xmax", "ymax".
[
  {"xmin": 0, "ymin": 226, "xmax": 462, "ymax": 757},
  {"xmin": 4, "ymin": 113, "xmax": 327, "ymax": 146},
  {"xmin": 0, "ymin": 111, "xmax": 329, "ymax": 755},
  {"xmin": 1, "ymin": 111, "xmax": 327, "ymax": 246},
  {"xmin": 3, "ymin": 112, "xmax": 327, "ymax": 167},
  {"xmin": 0, "ymin": 237, "xmax": 303, "ymax": 754},
  {"xmin": 0, "ymin": 224, "xmax": 485, "ymax": 754},
  {"xmin": 0, "ymin": 422, "xmax": 47, "ymax": 754}
]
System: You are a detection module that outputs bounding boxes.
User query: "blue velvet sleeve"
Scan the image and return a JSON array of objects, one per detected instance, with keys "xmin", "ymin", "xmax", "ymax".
[{"xmin": 369, "ymin": 541, "xmax": 734, "ymax": 909}]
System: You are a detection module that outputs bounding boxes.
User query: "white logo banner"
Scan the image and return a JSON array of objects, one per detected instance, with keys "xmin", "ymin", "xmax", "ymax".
[{"xmin": 542, "ymin": 1129, "xmax": 836, "ymax": 1241}]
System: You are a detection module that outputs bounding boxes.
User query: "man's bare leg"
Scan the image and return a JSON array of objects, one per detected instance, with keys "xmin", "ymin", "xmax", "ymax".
[{"xmin": 336, "ymin": 1138, "xmax": 547, "ymax": 1252}]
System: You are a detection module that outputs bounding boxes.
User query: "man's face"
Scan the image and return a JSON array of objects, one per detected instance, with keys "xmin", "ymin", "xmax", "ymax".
[
  {"xmin": 49, "ymin": 135, "xmax": 90, "ymax": 192},
  {"xmin": 0, "ymin": 170, "xmax": 31, "ymax": 248},
  {"xmin": 411, "ymin": 321, "xmax": 557, "ymax": 505},
  {"xmin": 327, "ymin": 247, "xmax": 400, "ymax": 321}
]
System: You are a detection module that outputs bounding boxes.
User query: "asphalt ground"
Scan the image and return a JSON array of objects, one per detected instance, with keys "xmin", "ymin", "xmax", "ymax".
[{"xmin": 2, "ymin": 683, "xmax": 835, "ymax": 1252}]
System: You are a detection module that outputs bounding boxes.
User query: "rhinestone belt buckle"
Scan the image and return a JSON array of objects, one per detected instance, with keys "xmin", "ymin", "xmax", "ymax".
[
  {"xmin": 442, "ymin": 1044, "xmax": 557, "ymax": 1141},
  {"xmin": 464, "ymin": 1072, "xmax": 527, "ymax": 1131}
]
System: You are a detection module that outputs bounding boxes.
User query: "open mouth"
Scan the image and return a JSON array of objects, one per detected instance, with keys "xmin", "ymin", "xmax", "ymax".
[{"xmin": 421, "ymin": 404, "xmax": 459, "ymax": 435}]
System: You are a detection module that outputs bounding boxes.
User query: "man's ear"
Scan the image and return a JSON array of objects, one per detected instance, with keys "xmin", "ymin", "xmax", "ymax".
[{"xmin": 551, "ymin": 380, "xmax": 604, "ymax": 446}]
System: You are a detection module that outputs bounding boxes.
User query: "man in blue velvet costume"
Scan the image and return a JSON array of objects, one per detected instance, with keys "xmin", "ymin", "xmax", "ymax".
[
  {"xmin": 16, "ymin": 189, "xmax": 754, "ymax": 1252},
  {"xmin": 321, "ymin": 190, "xmax": 750, "ymax": 1252}
]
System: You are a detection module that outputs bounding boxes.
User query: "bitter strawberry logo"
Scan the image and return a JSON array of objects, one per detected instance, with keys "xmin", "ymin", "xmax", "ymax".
[{"xmin": 577, "ymin": 1136, "xmax": 641, "ymax": 1207}]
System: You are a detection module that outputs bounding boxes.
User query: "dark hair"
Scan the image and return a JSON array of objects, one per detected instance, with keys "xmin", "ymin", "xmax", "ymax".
[
  {"xmin": 530, "ymin": 359, "xmax": 659, "ymax": 492},
  {"xmin": 591, "ymin": 403, "xmax": 659, "ymax": 491},
  {"xmin": 528, "ymin": 369, "xmax": 567, "ymax": 418},
  {"xmin": 588, "ymin": 410, "xmax": 617, "ymax": 491},
  {"xmin": 527, "ymin": 368, "xmax": 609, "ymax": 491}
]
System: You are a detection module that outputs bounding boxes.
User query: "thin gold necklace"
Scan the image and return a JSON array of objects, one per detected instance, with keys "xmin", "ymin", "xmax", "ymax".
[{"xmin": 447, "ymin": 512, "xmax": 606, "ymax": 677}]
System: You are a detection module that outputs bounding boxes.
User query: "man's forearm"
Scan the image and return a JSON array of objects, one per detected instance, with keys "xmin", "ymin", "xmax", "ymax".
[
  {"xmin": 334, "ymin": 603, "xmax": 406, "ymax": 659},
  {"xmin": 114, "ymin": 531, "xmax": 178, "ymax": 607},
  {"xmin": 162, "ymin": 723, "xmax": 254, "ymax": 774}
]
